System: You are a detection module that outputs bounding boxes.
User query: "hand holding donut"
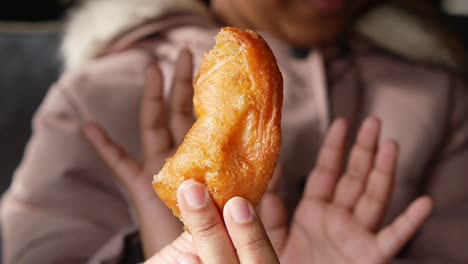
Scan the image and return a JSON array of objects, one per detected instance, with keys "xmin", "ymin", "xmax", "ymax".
[{"xmin": 146, "ymin": 180, "xmax": 279, "ymax": 264}]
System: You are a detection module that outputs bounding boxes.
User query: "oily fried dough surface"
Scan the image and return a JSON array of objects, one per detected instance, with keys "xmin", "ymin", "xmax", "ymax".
[{"xmin": 153, "ymin": 27, "xmax": 283, "ymax": 218}]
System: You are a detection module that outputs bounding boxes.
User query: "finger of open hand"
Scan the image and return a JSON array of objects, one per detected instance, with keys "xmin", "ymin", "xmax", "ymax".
[
  {"xmin": 376, "ymin": 196, "xmax": 433, "ymax": 260},
  {"xmin": 257, "ymin": 192, "xmax": 288, "ymax": 254},
  {"xmin": 267, "ymin": 163, "xmax": 283, "ymax": 192},
  {"xmin": 141, "ymin": 64, "xmax": 172, "ymax": 159},
  {"xmin": 169, "ymin": 49, "xmax": 195, "ymax": 146},
  {"xmin": 224, "ymin": 197, "xmax": 280, "ymax": 264},
  {"xmin": 304, "ymin": 119, "xmax": 348, "ymax": 202},
  {"xmin": 177, "ymin": 180, "xmax": 238, "ymax": 264},
  {"xmin": 83, "ymin": 123, "xmax": 141, "ymax": 187},
  {"xmin": 258, "ymin": 163, "xmax": 287, "ymax": 254},
  {"xmin": 354, "ymin": 141, "xmax": 398, "ymax": 230},
  {"xmin": 334, "ymin": 117, "xmax": 380, "ymax": 210}
]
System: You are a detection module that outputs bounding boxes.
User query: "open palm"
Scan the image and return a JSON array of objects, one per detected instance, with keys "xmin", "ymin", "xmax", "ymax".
[
  {"xmin": 83, "ymin": 50, "xmax": 196, "ymax": 258},
  {"xmin": 260, "ymin": 118, "xmax": 432, "ymax": 263}
]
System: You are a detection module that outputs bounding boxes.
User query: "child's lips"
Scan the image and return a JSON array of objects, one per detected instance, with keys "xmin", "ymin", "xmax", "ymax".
[{"xmin": 306, "ymin": 0, "xmax": 346, "ymax": 12}]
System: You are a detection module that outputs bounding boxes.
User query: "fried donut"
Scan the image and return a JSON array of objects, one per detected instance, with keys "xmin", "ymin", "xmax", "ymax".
[{"xmin": 153, "ymin": 27, "xmax": 283, "ymax": 218}]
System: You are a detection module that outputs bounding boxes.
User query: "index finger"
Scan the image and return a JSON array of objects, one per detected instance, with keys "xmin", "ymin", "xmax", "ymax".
[
  {"xmin": 140, "ymin": 64, "xmax": 173, "ymax": 159},
  {"xmin": 224, "ymin": 197, "xmax": 280, "ymax": 264},
  {"xmin": 169, "ymin": 49, "xmax": 195, "ymax": 146},
  {"xmin": 177, "ymin": 180, "xmax": 238, "ymax": 264},
  {"xmin": 303, "ymin": 119, "xmax": 348, "ymax": 202}
]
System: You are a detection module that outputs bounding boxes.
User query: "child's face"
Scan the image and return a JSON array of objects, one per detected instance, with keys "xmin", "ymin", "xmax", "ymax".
[{"xmin": 212, "ymin": 0, "xmax": 370, "ymax": 47}]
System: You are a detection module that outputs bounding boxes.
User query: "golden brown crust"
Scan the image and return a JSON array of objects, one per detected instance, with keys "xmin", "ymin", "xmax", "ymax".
[{"xmin": 153, "ymin": 27, "xmax": 283, "ymax": 218}]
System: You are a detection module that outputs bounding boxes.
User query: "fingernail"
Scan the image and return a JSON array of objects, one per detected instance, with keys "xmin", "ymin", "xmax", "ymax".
[
  {"xmin": 181, "ymin": 181, "xmax": 208, "ymax": 210},
  {"xmin": 228, "ymin": 197, "xmax": 254, "ymax": 224},
  {"xmin": 178, "ymin": 253, "xmax": 197, "ymax": 264}
]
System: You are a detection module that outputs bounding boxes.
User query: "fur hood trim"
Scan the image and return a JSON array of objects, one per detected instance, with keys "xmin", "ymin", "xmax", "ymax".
[
  {"xmin": 62, "ymin": 0, "xmax": 459, "ymax": 70},
  {"xmin": 61, "ymin": 0, "xmax": 210, "ymax": 69}
]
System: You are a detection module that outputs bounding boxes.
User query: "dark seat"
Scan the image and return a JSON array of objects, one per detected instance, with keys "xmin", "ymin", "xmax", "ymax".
[{"xmin": 0, "ymin": 23, "xmax": 60, "ymax": 195}]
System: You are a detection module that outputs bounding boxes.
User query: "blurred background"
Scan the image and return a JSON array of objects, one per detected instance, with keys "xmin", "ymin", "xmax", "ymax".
[
  {"xmin": 0, "ymin": 0, "xmax": 72, "ymax": 195},
  {"xmin": 0, "ymin": 0, "xmax": 467, "ymax": 195}
]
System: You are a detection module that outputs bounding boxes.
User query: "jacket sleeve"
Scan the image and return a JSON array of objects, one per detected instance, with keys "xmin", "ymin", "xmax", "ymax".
[
  {"xmin": 0, "ymin": 83, "xmax": 134, "ymax": 264},
  {"xmin": 395, "ymin": 79, "xmax": 468, "ymax": 263}
]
